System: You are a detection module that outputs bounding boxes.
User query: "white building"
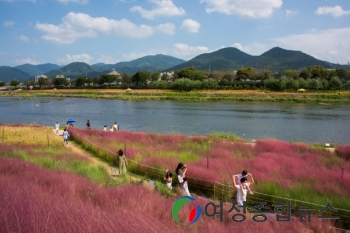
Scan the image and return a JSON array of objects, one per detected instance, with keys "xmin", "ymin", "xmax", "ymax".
[{"xmin": 35, "ymin": 74, "xmax": 48, "ymax": 82}]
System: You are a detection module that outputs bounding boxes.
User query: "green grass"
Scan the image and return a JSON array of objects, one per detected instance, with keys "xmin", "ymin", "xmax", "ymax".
[
  {"xmin": 209, "ymin": 132, "xmax": 242, "ymax": 141},
  {"xmin": 0, "ymin": 145, "xmax": 116, "ymax": 185}
]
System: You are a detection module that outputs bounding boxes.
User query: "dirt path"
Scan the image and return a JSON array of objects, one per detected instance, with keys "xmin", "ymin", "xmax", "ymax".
[{"xmin": 53, "ymin": 129, "xmax": 147, "ymax": 184}]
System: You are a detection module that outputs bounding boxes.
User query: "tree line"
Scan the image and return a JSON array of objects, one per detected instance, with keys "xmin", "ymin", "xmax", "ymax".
[{"xmin": 3, "ymin": 65, "xmax": 350, "ymax": 91}]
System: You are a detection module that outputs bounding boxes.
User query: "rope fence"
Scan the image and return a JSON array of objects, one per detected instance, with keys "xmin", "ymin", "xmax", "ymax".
[{"xmin": 69, "ymin": 129, "xmax": 350, "ymax": 229}]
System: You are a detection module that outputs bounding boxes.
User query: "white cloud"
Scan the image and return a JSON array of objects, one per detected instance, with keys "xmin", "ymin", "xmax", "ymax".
[
  {"xmin": 181, "ymin": 19, "xmax": 200, "ymax": 33},
  {"xmin": 17, "ymin": 35, "xmax": 30, "ymax": 43},
  {"xmin": 286, "ymin": 9, "xmax": 298, "ymax": 17},
  {"xmin": 156, "ymin": 23, "xmax": 175, "ymax": 35},
  {"xmin": 130, "ymin": 0, "xmax": 185, "ymax": 20},
  {"xmin": 172, "ymin": 43, "xmax": 209, "ymax": 59},
  {"xmin": 35, "ymin": 12, "xmax": 154, "ymax": 44},
  {"xmin": 233, "ymin": 27, "xmax": 350, "ymax": 64},
  {"xmin": 200, "ymin": 0, "xmax": 282, "ymax": 18},
  {"xmin": 57, "ymin": 0, "xmax": 89, "ymax": 4},
  {"xmin": 3, "ymin": 21, "xmax": 15, "ymax": 27},
  {"xmin": 270, "ymin": 27, "xmax": 350, "ymax": 64},
  {"xmin": 97, "ymin": 55, "xmax": 120, "ymax": 64},
  {"xmin": 315, "ymin": 5, "xmax": 350, "ymax": 17},
  {"xmin": 57, "ymin": 53, "xmax": 93, "ymax": 65}
]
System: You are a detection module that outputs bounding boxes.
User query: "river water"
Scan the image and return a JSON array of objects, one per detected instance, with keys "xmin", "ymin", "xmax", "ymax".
[{"xmin": 0, "ymin": 96, "xmax": 349, "ymax": 144}]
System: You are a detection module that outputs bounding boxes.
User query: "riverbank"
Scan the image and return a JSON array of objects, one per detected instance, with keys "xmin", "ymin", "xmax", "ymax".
[{"xmin": 2, "ymin": 88, "xmax": 350, "ymax": 103}]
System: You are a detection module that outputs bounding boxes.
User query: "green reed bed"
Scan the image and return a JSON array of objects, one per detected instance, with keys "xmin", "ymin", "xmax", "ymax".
[{"xmin": 0, "ymin": 125, "xmax": 119, "ymax": 185}]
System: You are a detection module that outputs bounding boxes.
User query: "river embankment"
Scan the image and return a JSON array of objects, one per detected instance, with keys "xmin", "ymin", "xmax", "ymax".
[{"xmin": 2, "ymin": 89, "xmax": 350, "ymax": 103}]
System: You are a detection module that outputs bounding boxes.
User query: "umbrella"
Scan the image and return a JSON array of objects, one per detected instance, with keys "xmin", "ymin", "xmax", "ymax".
[{"xmin": 66, "ymin": 118, "xmax": 76, "ymax": 123}]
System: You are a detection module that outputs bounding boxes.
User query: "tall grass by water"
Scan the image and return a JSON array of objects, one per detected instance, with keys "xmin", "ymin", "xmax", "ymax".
[
  {"xmin": 69, "ymin": 128, "xmax": 350, "ymax": 209},
  {"xmin": 0, "ymin": 156, "xmax": 337, "ymax": 233},
  {"xmin": 0, "ymin": 124, "xmax": 113, "ymax": 185}
]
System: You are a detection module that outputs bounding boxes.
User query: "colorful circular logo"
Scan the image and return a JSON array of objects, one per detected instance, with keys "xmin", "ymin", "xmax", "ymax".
[{"xmin": 172, "ymin": 196, "xmax": 202, "ymax": 225}]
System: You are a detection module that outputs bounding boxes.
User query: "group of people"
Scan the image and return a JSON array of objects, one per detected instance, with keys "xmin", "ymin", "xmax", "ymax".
[
  {"xmin": 164, "ymin": 162, "xmax": 191, "ymax": 196},
  {"xmin": 55, "ymin": 121, "xmax": 70, "ymax": 145},
  {"xmin": 104, "ymin": 122, "xmax": 119, "ymax": 132},
  {"xmin": 56, "ymin": 119, "xmax": 254, "ymax": 205},
  {"xmin": 164, "ymin": 164, "xmax": 255, "ymax": 206}
]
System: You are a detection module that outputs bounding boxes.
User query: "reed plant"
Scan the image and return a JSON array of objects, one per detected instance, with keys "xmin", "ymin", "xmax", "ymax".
[
  {"xmin": 69, "ymin": 128, "xmax": 350, "ymax": 213},
  {"xmin": 0, "ymin": 156, "xmax": 337, "ymax": 233}
]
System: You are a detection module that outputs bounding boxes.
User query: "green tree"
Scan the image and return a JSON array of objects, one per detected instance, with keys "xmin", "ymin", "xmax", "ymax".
[
  {"xmin": 132, "ymin": 71, "xmax": 151, "ymax": 87},
  {"xmin": 151, "ymin": 80, "xmax": 168, "ymax": 89},
  {"xmin": 38, "ymin": 77, "xmax": 47, "ymax": 88},
  {"xmin": 308, "ymin": 78, "xmax": 321, "ymax": 91},
  {"xmin": 175, "ymin": 67, "xmax": 196, "ymax": 80},
  {"xmin": 75, "ymin": 76, "xmax": 86, "ymax": 87},
  {"xmin": 0, "ymin": 81, "xmax": 5, "ymax": 87},
  {"xmin": 236, "ymin": 67, "xmax": 255, "ymax": 81},
  {"xmin": 52, "ymin": 78, "xmax": 67, "ymax": 87},
  {"xmin": 160, "ymin": 73, "xmax": 169, "ymax": 81},
  {"xmin": 10, "ymin": 80, "xmax": 19, "ymax": 88},
  {"xmin": 151, "ymin": 72, "xmax": 160, "ymax": 82},
  {"xmin": 283, "ymin": 69, "xmax": 299, "ymax": 79},
  {"xmin": 328, "ymin": 76, "xmax": 342, "ymax": 90},
  {"xmin": 193, "ymin": 70, "xmax": 207, "ymax": 81},
  {"xmin": 344, "ymin": 80, "xmax": 350, "ymax": 90},
  {"xmin": 335, "ymin": 68, "xmax": 347, "ymax": 80},
  {"xmin": 278, "ymin": 76, "xmax": 288, "ymax": 91}
]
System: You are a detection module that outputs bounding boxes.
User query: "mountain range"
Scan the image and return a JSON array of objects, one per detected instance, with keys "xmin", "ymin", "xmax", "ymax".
[{"xmin": 0, "ymin": 47, "xmax": 345, "ymax": 83}]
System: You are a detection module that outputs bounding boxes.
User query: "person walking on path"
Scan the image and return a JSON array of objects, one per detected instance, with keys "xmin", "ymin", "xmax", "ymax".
[
  {"xmin": 86, "ymin": 120, "xmax": 91, "ymax": 129},
  {"xmin": 175, "ymin": 162, "xmax": 187, "ymax": 186},
  {"xmin": 55, "ymin": 121, "xmax": 60, "ymax": 135},
  {"xmin": 63, "ymin": 128, "xmax": 70, "ymax": 146},
  {"xmin": 117, "ymin": 149, "xmax": 128, "ymax": 176},
  {"xmin": 232, "ymin": 175, "xmax": 253, "ymax": 207},
  {"xmin": 164, "ymin": 169, "xmax": 173, "ymax": 189}
]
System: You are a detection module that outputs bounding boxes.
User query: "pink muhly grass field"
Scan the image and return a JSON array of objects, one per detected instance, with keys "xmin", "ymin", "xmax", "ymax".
[
  {"xmin": 336, "ymin": 145, "xmax": 350, "ymax": 160},
  {"xmin": 0, "ymin": 157, "xmax": 336, "ymax": 233},
  {"xmin": 69, "ymin": 128, "xmax": 350, "ymax": 198}
]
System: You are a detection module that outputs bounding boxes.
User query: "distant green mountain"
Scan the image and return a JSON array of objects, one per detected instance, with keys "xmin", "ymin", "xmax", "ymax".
[
  {"xmin": 15, "ymin": 64, "xmax": 43, "ymax": 77},
  {"xmin": 15, "ymin": 63, "xmax": 61, "ymax": 77},
  {"xmin": 92, "ymin": 54, "xmax": 186, "ymax": 74},
  {"xmin": 36, "ymin": 63, "xmax": 61, "ymax": 73},
  {"xmin": 166, "ymin": 47, "xmax": 255, "ymax": 72},
  {"xmin": 0, "ymin": 66, "xmax": 30, "ymax": 83},
  {"xmin": 0, "ymin": 48, "xmax": 345, "ymax": 83},
  {"xmin": 245, "ymin": 47, "xmax": 338, "ymax": 72},
  {"xmin": 45, "ymin": 62, "xmax": 96, "ymax": 78},
  {"xmin": 166, "ymin": 47, "xmax": 341, "ymax": 72}
]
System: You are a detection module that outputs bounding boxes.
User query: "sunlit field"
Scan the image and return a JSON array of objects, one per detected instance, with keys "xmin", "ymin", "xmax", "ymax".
[
  {"xmin": 69, "ymin": 127, "xmax": 350, "ymax": 229},
  {"xmin": 0, "ymin": 124, "xmax": 348, "ymax": 232}
]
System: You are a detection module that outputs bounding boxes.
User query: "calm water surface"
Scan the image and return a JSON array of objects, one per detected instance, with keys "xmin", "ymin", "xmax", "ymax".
[{"xmin": 0, "ymin": 96, "xmax": 349, "ymax": 144}]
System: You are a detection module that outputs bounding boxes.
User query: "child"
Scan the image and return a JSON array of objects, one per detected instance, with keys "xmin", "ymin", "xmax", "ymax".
[
  {"xmin": 63, "ymin": 128, "xmax": 69, "ymax": 145},
  {"xmin": 164, "ymin": 169, "xmax": 173, "ymax": 189},
  {"xmin": 182, "ymin": 177, "xmax": 191, "ymax": 196}
]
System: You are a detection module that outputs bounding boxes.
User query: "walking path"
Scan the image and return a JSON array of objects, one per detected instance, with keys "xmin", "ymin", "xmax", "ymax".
[{"xmin": 53, "ymin": 129, "xmax": 151, "ymax": 185}]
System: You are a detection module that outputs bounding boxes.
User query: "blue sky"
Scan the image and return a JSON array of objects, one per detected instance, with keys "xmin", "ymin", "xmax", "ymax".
[{"xmin": 1, "ymin": 0, "xmax": 350, "ymax": 67}]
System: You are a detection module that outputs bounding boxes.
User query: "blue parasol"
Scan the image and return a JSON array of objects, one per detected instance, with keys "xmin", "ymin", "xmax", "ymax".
[{"xmin": 66, "ymin": 118, "xmax": 76, "ymax": 123}]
